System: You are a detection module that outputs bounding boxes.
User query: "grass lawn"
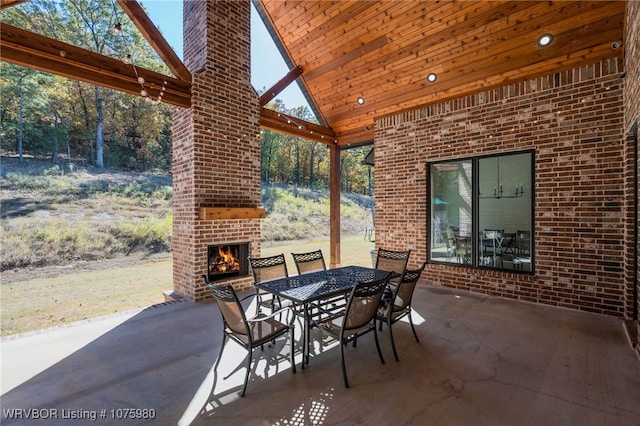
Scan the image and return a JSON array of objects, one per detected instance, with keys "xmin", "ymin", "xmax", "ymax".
[{"xmin": 1, "ymin": 235, "xmax": 374, "ymax": 337}]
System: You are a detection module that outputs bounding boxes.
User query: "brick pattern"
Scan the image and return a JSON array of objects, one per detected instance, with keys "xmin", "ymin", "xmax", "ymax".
[
  {"xmin": 375, "ymin": 59, "xmax": 633, "ymax": 317},
  {"xmin": 172, "ymin": 1, "xmax": 261, "ymax": 301},
  {"xmin": 623, "ymin": 0, "xmax": 640, "ymax": 355}
]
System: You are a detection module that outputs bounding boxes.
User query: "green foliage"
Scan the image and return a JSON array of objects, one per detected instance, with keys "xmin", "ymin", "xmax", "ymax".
[
  {"xmin": 112, "ymin": 213, "xmax": 173, "ymax": 254},
  {"xmin": 0, "ymin": 165, "xmax": 173, "ymax": 270},
  {"xmin": 260, "ymin": 185, "xmax": 372, "ymax": 241},
  {"xmin": 42, "ymin": 165, "xmax": 62, "ymax": 176},
  {"xmin": 0, "ymin": 1, "xmax": 173, "ymax": 172},
  {"xmin": 259, "ymin": 101, "xmax": 374, "ymax": 195},
  {"xmin": 4, "ymin": 172, "xmax": 77, "ymax": 192},
  {"xmin": 0, "ymin": 218, "xmax": 116, "ymax": 269}
]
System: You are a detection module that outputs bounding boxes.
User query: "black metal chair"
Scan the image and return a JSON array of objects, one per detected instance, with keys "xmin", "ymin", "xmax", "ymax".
[
  {"xmin": 376, "ymin": 262, "xmax": 426, "ymax": 361},
  {"xmin": 203, "ymin": 276, "xmax": 296, "ymax": 397},
  {"xmin": 248, "ymin": 254, "xmax": 289, "ymax": 314},
  {"xmin": 291, "ymin": 249, "xmax": 326, "ymax": 275},
  {"xmin": 375, "ymin": 248, "xmax": 410, "ymax": 284},
  {"xmin": 314, "ymin": 272, "xmax": 392, "ymax": 388}
]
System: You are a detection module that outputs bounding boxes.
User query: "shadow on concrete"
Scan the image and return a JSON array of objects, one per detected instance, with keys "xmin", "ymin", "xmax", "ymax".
[{"xmin": 2, "ymin": 287, "xmax": 640, "ymax": 425}]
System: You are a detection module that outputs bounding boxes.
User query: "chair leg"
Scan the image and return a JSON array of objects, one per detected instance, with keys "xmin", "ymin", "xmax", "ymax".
[
  {"xmin": 241, "ymin": 346, "xmax": 253, "ymax": 397},
  {"xmin": 340, "ymin": 338, "xmax": 350, "ymax": 388},
  {"xmin": 289, "ymin": 325, "xmax": 297, "ymax": 374},
  {"xmin": 373, "ymin": 321, "xmax": 386, "ymax": 365},
  {"xmin": 408, "ymin": 311, "xmax": 420, "ymax": 343},
  {"xmin": 214, "ymin": 334, "xmax": 227, "ymax": 371},
  {"xmin": 388, "ymin": 319, "xmax": 399, "ymax": 362}
]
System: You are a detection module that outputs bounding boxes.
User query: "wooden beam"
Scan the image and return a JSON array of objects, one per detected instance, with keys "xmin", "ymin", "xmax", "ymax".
[
  {"xmin": 259, "ymin": 65, "xmax": 303, "ymax": 106},
  {"xmin": 117, "ymin": 0, "xmax": 192, "ymax": 83},
  {"xmin": 260, "ymin": 108, "xmax": 336, "ymax": 144},
  {"xmin": 0, "ymin": 23, "xmax": 191, "ymax": 108},
  {"xmin": 199, "ymin": 207, "xmax": 266, "ymax": 220},
  {"xmin": 0, "ymin": 0, "xmax": 28, "ymax": 9},
  {"xmin": 329, "ymin": 144, "xmax": 341, "ymax": 268}
]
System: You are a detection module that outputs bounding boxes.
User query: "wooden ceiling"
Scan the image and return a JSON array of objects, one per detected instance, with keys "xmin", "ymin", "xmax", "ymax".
[
  {"xmin": 255, "ymin": 0, "xmax": 627, "ymax": 146},
  {"xmin": 1, "ymin": 1, "xmax": 627, "ymax": 147}
]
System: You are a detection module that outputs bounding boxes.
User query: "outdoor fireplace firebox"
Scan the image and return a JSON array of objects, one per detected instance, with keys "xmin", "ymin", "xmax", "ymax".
[{"xmin": 207, "ymin": 243, "xmax": 250, "ymax": 282}]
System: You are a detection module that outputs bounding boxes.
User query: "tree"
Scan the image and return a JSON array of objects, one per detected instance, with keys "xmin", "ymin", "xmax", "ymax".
[{"xmin": 1, "ymin": 0, "xmax": 172, "ymax": 172}]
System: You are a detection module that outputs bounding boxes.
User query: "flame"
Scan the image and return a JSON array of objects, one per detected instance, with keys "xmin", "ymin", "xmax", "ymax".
[{"xmin": 210, "ymin": 245, "xmax": 240, "ymax": 273}]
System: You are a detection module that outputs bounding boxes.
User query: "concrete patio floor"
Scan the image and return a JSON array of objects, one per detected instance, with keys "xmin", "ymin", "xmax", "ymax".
[{"xmin": 2, "ymin": 285, "xmax": 639, "ymax": 425}]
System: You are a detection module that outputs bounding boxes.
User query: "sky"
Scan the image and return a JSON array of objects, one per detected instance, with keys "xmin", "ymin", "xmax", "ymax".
[{"xmin": 140, "ymin": 0, "xmax": 311, "ymax": 110}]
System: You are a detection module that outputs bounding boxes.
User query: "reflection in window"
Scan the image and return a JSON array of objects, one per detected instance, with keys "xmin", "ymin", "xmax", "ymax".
[
  {"xmin": 430, "ymin": 159, "xmax": 473, "ymax": 264},
  {"xmin": 429, "ymin": 151, "xmax": 534, "ymax": 272}
]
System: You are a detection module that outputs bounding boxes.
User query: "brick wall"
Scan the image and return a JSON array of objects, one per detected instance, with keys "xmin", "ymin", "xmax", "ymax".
[
  {"xmin": 172, "ymin": 1, "xmax": 261, "ymax": 301},
  {"xmin": 375, "ymin": 59, "xmax": 633, "ymax": 317},
  {"xmin": 623, "ymin": 0, "xmax": 640, "ymax": 354}
]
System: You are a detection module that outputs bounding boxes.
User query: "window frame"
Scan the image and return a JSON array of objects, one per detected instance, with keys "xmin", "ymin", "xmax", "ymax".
[{"xmin": 427, "ymin": 149, "xmax": 535, "ymax": 274}]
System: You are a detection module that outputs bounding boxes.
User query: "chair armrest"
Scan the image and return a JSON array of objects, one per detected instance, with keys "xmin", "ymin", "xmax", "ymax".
[{"xmin": 247, "ymin": 306, "xmax": 294, "ymax": 323}]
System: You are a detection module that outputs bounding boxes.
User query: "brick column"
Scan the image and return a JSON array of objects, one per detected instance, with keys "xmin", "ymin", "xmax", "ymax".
[{"xmin": 172, "ymin": 1, "xmax": 261, "ymax": 301}]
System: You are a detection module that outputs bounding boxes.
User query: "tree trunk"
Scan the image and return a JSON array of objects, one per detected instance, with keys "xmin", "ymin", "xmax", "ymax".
[
  {"xmin": 95, "ymin": 88, "xmax": 104, "ymax": 168},
  {"xmin": 52, "ymin": 113, "xmax": 59, "ymax": 164},
  {"xmin": 18, "ymin": 76, "xmax": 24, "ymax": 164}
]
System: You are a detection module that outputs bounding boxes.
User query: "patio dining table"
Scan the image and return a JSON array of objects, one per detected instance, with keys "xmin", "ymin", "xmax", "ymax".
[{"xmin": 255, "ymin": 265, "xmax": 393, "ymax": 366}]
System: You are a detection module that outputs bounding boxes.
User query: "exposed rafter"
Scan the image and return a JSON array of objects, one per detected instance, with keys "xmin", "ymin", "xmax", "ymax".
[
  {"xmin": 0, "ymin": 0, "xmax": 28, "ymax": 9},
  {"xmin": 259, "ymin": 65, "xmax": 303, "ymax": 106},
  {"xmin": 0, "ymin": 23, "xmax": 191, "ymax": 108},
  {"xmin": 260, "ymin": 108, "xmax": 336, "ymax": 145},
  {"xmin": 116, "ymin": 0, "xmax": 191, "ymax": 83}
]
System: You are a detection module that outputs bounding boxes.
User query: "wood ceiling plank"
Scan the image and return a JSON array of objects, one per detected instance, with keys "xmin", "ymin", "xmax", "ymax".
[
  {"xmin": 265, "ymin": 1, "xmax": 342, "ymax": 41},
  {"xmin": 312, "ymin": 3, "xmax": 623, "ymax": 116},
  {"xmin": 304, "ymin": 35, "xmax": 389, "ymax": 81},
  {"xmin": 303, "ymin": 2, "xmax": 538, "ymax": 104},
  {"xmin": 286, "ymin": 2, "xmax": 388, "ymax": 54},
  {"xmin": 328, "ymin": 34, "xmax": 621, "ymax": 132},
  {"xmin": 309, "ymin": 1, "xmax": 604, "ymax": 95},
  {"xmin": 298, "ymin": 1, "xmax": 486, "ymax": 71}
]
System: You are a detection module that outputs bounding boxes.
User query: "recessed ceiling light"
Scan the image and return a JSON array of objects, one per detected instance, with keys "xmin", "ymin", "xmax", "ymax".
[
  {"xmin": 357, "ymin": 96, "xmax": 365, "ymax": 105},
  {"xmin": 426, "ymin": 72, "xmax": 438, "ymax": 83},
  {"xmin": 537, "ymin": 33, "xmax": 553, "ymax": 47}
]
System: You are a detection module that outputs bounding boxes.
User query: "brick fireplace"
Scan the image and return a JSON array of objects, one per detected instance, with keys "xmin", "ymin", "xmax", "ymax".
[
  {"xmin": 206, "ymin": 242, "xmax": 250, "ymax": 283},
  {"xmin": 171, "ymin": 1, "xmax": 260, "ymax": 301}
]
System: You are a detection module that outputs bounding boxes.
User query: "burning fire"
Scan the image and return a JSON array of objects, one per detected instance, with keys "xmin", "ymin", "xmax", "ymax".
[{"xmin": 210, "ymin": 246, "xmax": 240, "ymax": 273}]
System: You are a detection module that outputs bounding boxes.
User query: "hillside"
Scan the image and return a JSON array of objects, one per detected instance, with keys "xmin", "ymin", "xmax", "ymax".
[{"xmin": 0, "ymin": 157, "xmax": 374, "ymax": 280}]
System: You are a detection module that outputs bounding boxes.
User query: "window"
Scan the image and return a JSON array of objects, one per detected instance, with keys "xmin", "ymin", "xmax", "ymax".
[{"xmin": 429, "ymin": 150, "xmax": 534, "ymax": 272}]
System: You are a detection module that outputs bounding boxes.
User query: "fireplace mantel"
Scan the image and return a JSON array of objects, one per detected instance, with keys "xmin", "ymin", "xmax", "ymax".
[{"xmin": 199, "ymin": 207, "xmax": 266, "ymax": 220}]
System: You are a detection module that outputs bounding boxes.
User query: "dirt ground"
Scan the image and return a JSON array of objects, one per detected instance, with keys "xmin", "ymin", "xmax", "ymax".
[{"xmin": 1, "ymin": 252, "xmax": 172, "ymax": 284}]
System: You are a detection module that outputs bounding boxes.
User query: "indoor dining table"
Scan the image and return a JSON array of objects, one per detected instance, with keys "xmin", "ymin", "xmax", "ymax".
[{"xmin": 255, "ymin": 265, "xmax": 393, "ymax": 366}]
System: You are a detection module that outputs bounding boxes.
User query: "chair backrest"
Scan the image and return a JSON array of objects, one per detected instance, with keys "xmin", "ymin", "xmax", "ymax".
[
  {"xmin": 453, "ymin": 235, "xmax": 470, "ymax": 255},
  {"xmin": 249, "ymin": 254, "xmax": 288, "ymax": 283},
  {"xmin": 203, "ymin": 278, "xmax": 249, "ymax": 337},
  {"xmin": 516, "ymin": 230, "xmax": 531, "ymax": 255},
  {"xmin": 484, "ymin": 229, "xmax": 504, "ymax": 240},
  {"xmin": 291, "ymin": 249, "xmax": 326, "ymax": 275},
  {"xmin": 375, "ymin": 248, "xmax": 410, "ymax": 280},
  {"xmin": 343, "ymin": 272, "xmax": 392, "ymax": 331},
  {"xmin": 392, "ymin": 262, "xmax": 426, "ymax": 310}
]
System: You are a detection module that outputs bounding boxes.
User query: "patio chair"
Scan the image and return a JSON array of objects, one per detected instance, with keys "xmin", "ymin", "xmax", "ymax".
[
  {"xmin": 291, "ymin": 249, "xmax": 326, "ymax": 275},
  {"xmin": 314, "ymin": 272, "xmax": 392, "ymax": 388},
  {"xmin": 203, "ymin": 277, "xmax": 296, "ymax": 397},
  {"xmin": 374, "ymin": 248, "xmax": 411, "ymax": 284},
  {"xmin": 249, "ymin": 254, "xmax": 289, "ymax": 314},
  {"xmin": 376, "ymin": 262, "xmax": 426, "ymax": 362},
  {"xmin": 453, "ymin": 235, "xmax": 471, "ymax": 264}
]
